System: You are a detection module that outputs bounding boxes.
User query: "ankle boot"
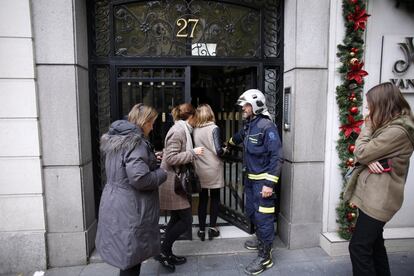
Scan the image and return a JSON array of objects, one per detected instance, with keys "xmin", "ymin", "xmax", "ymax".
[
  {"xmin": 244, "ymin": 238, "xmax": 262, "ymax": 251},
  {"xmin": 155, "ymin": 252, "xmax": 175, "ymax": 272},
  {"xmin": 244, "ymin": 243, "xmax": 273, "ymax": 275},
  {"xmin": 208, "ymin": 227, "xmax": 220, "ymax": 240},
  {"xmin": 197, "ymin": 230, "xmax": 205, "ymax": 241},
  {"xmin": 169, "ymin": 253, "xmax": 187, "ymax": 265}
]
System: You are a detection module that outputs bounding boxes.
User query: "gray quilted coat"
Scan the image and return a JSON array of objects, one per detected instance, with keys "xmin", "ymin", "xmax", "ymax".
[{"xmin": 95, "ymin": 120, "xmax": 167, "ymax": 270}]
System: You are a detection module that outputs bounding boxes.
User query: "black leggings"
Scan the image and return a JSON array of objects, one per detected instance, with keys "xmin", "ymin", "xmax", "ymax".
[
  {"xmin": 120, "ymin": 263, "xmax": 141, "ymax": 276},
  {"xmin": 161, "ymin": 208, "xmax": 192, "ymax": 255},
  {"xmin": 198, "ymin": 188, "xmax": 220, "ymax": 231},
  {"xmin": 349, "ymin": 209, "xmax": 390, "ymax": 276}
]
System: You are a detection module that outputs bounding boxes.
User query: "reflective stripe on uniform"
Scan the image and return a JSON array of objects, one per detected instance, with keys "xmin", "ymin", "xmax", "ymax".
[
  {"xmin": 258, "ymin": 206, "xmax": 275, "ymax": 214},
  {"xmin": 247, "ymin": 173, "xmax": 279, "ymax": 183}
]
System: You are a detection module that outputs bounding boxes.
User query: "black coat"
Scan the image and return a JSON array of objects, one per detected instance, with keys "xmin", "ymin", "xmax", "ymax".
[{"xmin": 96, "ymin": 120, "xmax": 167, "ymax": 269}]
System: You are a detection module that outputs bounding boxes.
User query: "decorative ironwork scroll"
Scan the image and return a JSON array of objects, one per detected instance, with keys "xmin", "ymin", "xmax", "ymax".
[
  {"xmin": 94, "ymin": 0, "xmax": 110, "ymax": 57},
  {"xmin": 113, "ymin": 0, "xmax": 260, "ymax": 57}
]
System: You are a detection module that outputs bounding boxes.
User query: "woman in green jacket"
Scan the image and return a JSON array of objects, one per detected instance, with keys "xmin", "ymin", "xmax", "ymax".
[{"xmin": 348, "ymin": 82, "xmax": 414, "ymax": 276}]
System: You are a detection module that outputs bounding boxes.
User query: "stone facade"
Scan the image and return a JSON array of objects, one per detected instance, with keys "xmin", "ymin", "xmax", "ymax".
[{"xmin": 1, "ymin": 0, "xmax": 414, "ymax": 273}]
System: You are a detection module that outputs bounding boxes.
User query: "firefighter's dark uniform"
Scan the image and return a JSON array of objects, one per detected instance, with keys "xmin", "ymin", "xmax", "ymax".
[{"xmin": 229, "ymin": 114, "xmax": 283, "ymax": 246}]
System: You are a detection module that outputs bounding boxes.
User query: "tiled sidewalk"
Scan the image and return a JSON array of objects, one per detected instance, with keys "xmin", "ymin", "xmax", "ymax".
[{"xmin": 15, "ymin": 248, "xmax": 413, "ymax": 276}]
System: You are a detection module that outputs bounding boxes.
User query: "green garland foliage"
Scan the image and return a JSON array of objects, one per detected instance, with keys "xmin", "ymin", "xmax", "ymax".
[{"xmin": 335, "ymin": 0, "xmax": 369, "ymax": 240}]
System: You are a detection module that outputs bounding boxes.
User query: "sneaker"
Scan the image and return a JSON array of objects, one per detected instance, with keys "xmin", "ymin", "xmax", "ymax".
[
  {"xmin": 208, "ymin": 227, "xmax": 220, "ymax": 240},
  {"xmin": 244, "ymin": 238, "xmax": 261, "ymax": 250}
]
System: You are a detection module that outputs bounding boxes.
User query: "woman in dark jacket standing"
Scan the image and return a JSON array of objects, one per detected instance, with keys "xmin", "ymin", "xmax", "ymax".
[
  {"xmin": 157, "ymin": 103, "xmax": 204, "ymax": 272},
  {"xmin": 345, "ymin": 83, "xmax": 414, "ymax": 276},
  {"xmin": 96, "ymin": 104, "xmax": 167, "ymax": 276}
]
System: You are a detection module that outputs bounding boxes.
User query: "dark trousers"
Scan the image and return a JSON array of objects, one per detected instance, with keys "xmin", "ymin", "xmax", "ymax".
[
  {"xmin": 244, "ymin": 179, "xmax": 275, "ymax": 246},
  {"xmin": 349, "ymin": 209, "xmax": 390, "ymax": 276},
  {"xmin": 120, "ymin": 263, "xmax": 141, "ymax": 276},
  {"xmin": 198, "ymin": 188, "xmax": 220, "ymax": 231},
  {"xmin": 161, "ymin": 207, "xmax": 192, "ymax": 255}
]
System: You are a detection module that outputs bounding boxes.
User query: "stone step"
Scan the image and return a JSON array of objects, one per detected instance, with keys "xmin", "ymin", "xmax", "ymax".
[{"xmin": 90, "ymin": 226, "xmax": 286, "ymax": 263}]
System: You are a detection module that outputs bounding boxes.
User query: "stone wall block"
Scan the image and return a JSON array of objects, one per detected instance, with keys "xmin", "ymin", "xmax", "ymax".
[
  {"xmin": 37, "ymin": 65, "xmax": 80, "ymax": 165},
  {"xmin": 0, "ymin": 196, "xmax": 45, "ymax": 231},
  {"xmin": 0, "ymin": 79, "xmax": 37, "ymax": 118},
  {"xmin": 0, "ymin": 38, "xmax": 34, "ymax": 78},
  {"xmin": 47, "ymin": 232, "xmax": 87, "ymax": 267},
  {"xmin": 0, "ymin": 0, "xmax": 32, "ymax": 37},
  {"xmin": 291, "ymin": 163, "xmax": 324, "ymax": 223},
  {"xmin": 32, "ymin": 0, "xmax": 75, "ymax": 64},
  {"xmin": 293, "ymin": 70, "xmax": 327, "ymax": 161},
  {"xmin": 77, "ymin": 67, "xmax": 92, "ymax": 164},
  {"xmin": 0, "ymin": 157, "xmax": 42, "ymax": 194},
  {"xmin": 296, "ymin": 0, "xmax": 329, "ymax": 68},
  {"xmin": 82, "ymin": 162, "xmax": 96, "ymax": 227},
  {"xmin": 0, "ymin": 119, "xmax": 40, "ymax": 156},
  {"xmin": 74, "ymin": 0, "xmax": 89, "ymax": 68},
  {"xmin": 0, "ymin": 231, "xmax": 46, "ymax": 274},
  {"xmin": 44, "ymin": 167, "xmax": 84, "ymax": 232}
]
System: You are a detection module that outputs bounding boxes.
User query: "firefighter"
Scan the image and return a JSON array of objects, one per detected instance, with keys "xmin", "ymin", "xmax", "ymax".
[{"xmin": 228, "ymin": 89, "xmax": 283, "ymax": 275}]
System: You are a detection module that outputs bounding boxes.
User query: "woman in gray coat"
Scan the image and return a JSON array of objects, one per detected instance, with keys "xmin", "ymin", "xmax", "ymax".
[
  {"xmin": 157, "ymin": 103, "xmax": 204, "ymax": 272},
  {"xmin": 96, "ymin": 104, "xmax": 167, "ymax": 276}
]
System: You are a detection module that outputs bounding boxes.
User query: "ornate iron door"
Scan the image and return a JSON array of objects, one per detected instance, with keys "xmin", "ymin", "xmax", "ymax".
[
  {"xmin": 88, "ymin": 0, "xmax": 284, "ymax": 235},
  {"xmin": 215, "ymin": 67, "xmax": 257, "ymax": 233}
]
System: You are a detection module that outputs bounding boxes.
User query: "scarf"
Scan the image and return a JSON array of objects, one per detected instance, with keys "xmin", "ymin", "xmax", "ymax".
[{"xmin": 176, "ymin": 120, "xmax": 193, "ymax": 151}]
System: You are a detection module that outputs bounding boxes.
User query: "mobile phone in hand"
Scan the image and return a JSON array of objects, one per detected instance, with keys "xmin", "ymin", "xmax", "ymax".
[{"xmin": 378, "ymin": 158, "xmax": 391, "ymax": 172}]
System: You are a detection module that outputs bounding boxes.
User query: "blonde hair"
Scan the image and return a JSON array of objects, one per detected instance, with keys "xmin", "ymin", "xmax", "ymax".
[
  {"xmin": 194, "ymin": 104, "xmax": 215, "ymax": 127},
  {"xmin": 171, "ymin": 103, "xmax": 195, "ymax": 121},
  {"xmin": 128, "ymin": 103, "xmax": 158, "ymax": 128}
]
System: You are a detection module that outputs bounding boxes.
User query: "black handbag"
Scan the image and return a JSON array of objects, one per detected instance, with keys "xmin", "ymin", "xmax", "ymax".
[{"xmin": 174, "ymin": 163, "xmax": 201, "ymax": 195}]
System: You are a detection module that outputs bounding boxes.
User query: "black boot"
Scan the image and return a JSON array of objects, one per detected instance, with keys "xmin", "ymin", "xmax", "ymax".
[
  {"xmin": 244, "ymin": 238, "xmax": 262, "ymax": 251},
  {"xmin": 208, "ymin": 227, "xmax": 220, "ymax": 240},
  {"xmin": 154, "ymin": 252, "xmax": 175, "ymax": 272},
  {"xmin": 169, "ymin": 254, "xmax": 187, "ymax": 265},
  {"xmin": 197, "ymin": 230, "xmax": 205, "ymax": 241},
  {"xmin": 244, "ymin": 243, "xmax": 273, "ymax": 275}
]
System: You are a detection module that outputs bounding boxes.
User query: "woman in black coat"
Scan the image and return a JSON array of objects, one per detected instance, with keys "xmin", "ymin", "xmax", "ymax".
[{"xmin": 96, "ymin": 104, "xmax": 167, "ymax": 276}]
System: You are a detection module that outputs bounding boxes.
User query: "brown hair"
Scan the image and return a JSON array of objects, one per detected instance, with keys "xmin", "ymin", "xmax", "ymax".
[
  {"xmin": 194, "ymin": 104, "xmax": 215, "ymax": 127},
  {"xmin": 171, "ymin": 103, "xmax": 195, "ymax": 121},
  {"xmin": 128, "ymin": 103, "xmax": 158, "ymax": 128},
  {"xmin": 366, "ymin": 82, "xmax": 413, "ymax": 131}
]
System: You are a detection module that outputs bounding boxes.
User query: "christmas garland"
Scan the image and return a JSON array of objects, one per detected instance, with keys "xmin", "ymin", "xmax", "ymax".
[{"xmin": 335, "ymin": 0, "xmax": 370, "ymax": 240}]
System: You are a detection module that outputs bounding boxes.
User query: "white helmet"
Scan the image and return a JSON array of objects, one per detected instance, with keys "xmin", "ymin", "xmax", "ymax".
[{"xmin": 237, "ymin": 89, "xmax": 270, "ymax": 117}]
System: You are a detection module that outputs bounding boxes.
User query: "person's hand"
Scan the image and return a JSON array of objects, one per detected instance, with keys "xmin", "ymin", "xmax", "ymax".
[
  {"xmin": 368, "ymin": 161, "xmax": 384, "ymax": 174},
  {"xmin": 193, "ymin": 147, "xmax": 204, "ymax": 155},
  {"xmin": 261, "ymin": 186, "xmax": 273, "ymax": 198},
  {"xmin": 155, "ymin": 151, "xmax": 163, "ymax": 161}
]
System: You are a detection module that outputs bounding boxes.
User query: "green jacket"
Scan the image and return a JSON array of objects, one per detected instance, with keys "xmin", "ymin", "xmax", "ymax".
[{"xmin": 347, "ymin": 115, "xmax": 414, "ymax": 222}]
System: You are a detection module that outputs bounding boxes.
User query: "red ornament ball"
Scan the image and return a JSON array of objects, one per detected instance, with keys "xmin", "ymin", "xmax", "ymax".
[
  {"xmin": 347, "ymin": 212, "xmax": 356, "ymax": 221},
  {"xmin": 349, "ymin": 106, "xmax": 359, "ymax": 114},
  {"xmin": 351, "ymin": 47, "xmax": 358, "ymax": 53},
  {"xmin": 350, "ymin": 0, "xmax": 358, "ymax": 4},
  {"xmin": 348, "ymin": 144, "xmax": 356, "ymax": 153}
]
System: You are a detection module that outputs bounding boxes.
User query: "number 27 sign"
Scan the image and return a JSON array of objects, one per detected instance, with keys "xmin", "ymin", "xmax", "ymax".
[{"xmin": 176, "ymin": 18, "xmax": 199, "ymax": 38}]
